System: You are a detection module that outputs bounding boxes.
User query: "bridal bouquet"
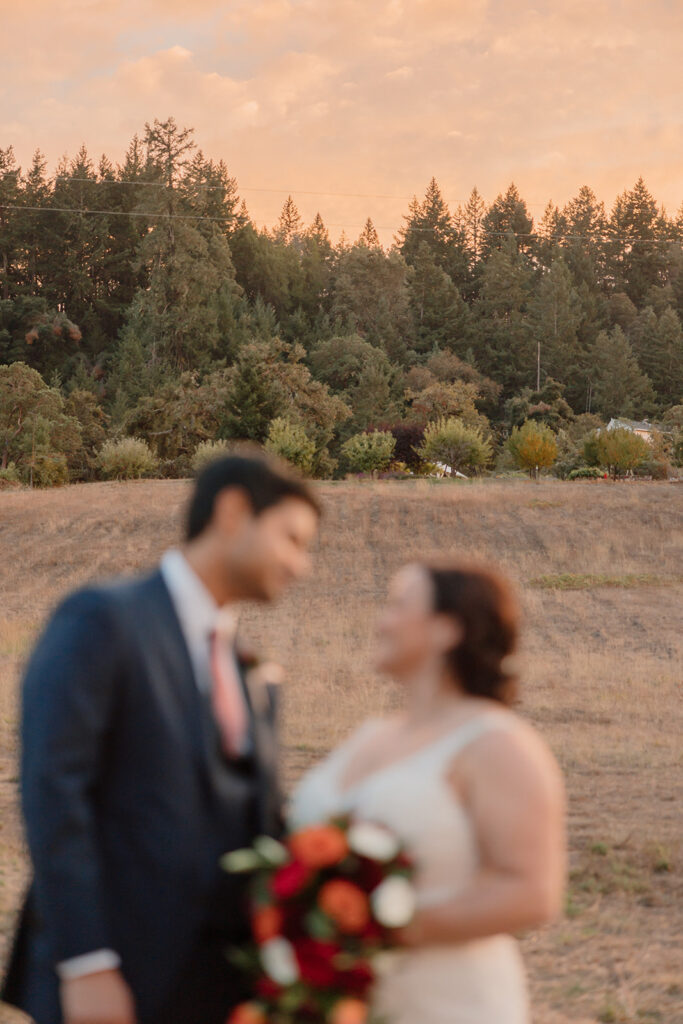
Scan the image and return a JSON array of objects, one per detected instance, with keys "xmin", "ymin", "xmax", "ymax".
[{"xmin": 221, "ymin": 817, "xmax": 416, "ymax": 1024}]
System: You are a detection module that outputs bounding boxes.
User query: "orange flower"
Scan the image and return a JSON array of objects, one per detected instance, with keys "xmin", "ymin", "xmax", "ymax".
[
  {"xmin": 226, "ymin": 1002, "xmax": 267, "ymax": 1024},
  {"xmin": 289, "ymin": 825, "xmax": 349, "ymax": 868},
  {"xmin": 319, "ymin": 879, "xmax": 370, "ymax": 934},
  {"xmin": 329, "ymin": 998, "xmax": 369, "ymax": 1024},
  {"xmin": 252, "ymin": 904, "xmax": 284, "ymax": 944}
]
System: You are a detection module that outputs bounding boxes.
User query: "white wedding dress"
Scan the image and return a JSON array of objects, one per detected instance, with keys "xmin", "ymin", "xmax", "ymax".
[{"xmin": 289, "ymin": 713, "xmax": 530, "ymax": 1024}]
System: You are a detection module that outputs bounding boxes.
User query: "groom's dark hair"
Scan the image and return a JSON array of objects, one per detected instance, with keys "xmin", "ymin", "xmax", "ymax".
[{"xmin": 186, "ymin": 453, "xmax": 320, "ymax": 541}]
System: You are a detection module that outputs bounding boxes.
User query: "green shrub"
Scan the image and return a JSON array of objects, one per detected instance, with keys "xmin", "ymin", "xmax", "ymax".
[
  {"xmin": 634, "ymin": 458, "xmax": 669, "ymax": 480},
  {"xmin": 264, "ymin": 418, "xmax": 316, "ymax": 475},
  {"xmin": 341, "ymin": 430, "xmax": 396, "ymax": 475},
  {"xmin": 417, "ymin": 418, "xmax": 492, "ymax": 476},
  {"xmin": 507, "ymin": 420, "xmax": 558, "ymax": 479},
  {"xmin": 552, "ymin": 429, "xmax": 585, "ymax": 479},
  {"xmin": 191, "ymin": 440, "xmax": 233, "ymax": 474},
  {"xmin": 28, "ymin": 453, "xmax": 70, "ymax": 488},
  {"xmin": 593, "ymin": 427, "xmax": 649, "ymax": 478},
  {"xmin": 98, "ymin": 437, "xmax": 158, "ymax": 480},
  {"xmin": 568, "ymin": 466, "xmax": 604, "ymax": 480},
  {"xmin": 582, "ymin": 430, "xmax": 601, "ymax": 467},
  {"xmin": 674, "ymin": 431, "xmax": 683, "ymax": 467},
  {"xmin": 0, "ymin": 462, "xmax": 22, "ymax": 489}
]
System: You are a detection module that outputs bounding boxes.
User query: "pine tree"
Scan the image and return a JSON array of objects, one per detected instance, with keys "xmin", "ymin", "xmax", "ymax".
[
  {"xmin": 646, "ymin": 306, "xmax": 683, "ymax": 408},
  {"xmin": 561, "ymin": 186, "xmax": 609, "ymax": 295},
  {"xmin": 480, "ymin": 183, "xmax": 534, "ymax": 259},
  {"xmin": 20, "ymin": 150, "xmax": 51, "ymax": 293},
  {"xmin": 357, "ymin": 218, "xmax": 381, "ymax": 249},
  {"xmin": 307, "ymin": 213, "xmax": 332, "ymax": 251},
  {"xmin": 534, "ymin": 203, "xmax": 568, "ymax": 268},
  {"xmin": 529, "ymin": 258, "xmax": 583, "ymax": 397},
  {"xmin": 120, "ymin": 119, "xmax": 241, "ymax": 375},
  {"xmin": 587, "ymin": 325, "xmax": 655, "ymax": 418},
  {"xmin": 408, "ymin": 242, "xmax": 471, "ymax": 356},
  {"xmin": 274, "ymin": 196, "xmax": 304, "ymax": 246},
  {"xmin": 0, "ymin": 147, "xmax": 21, "ymax": 301},
  {"xmin": 397, "ymin": 178, "xmax": 469, "ymax": 287},
  {"xmin": 607, "ymin": 178, "xmax": 668, "ymax": 305},
  {"xmin": 331, "ymin": 246, "xmax": 412, "ymax": 362},
  {"xmin": 473, "ymin": 240, "xmax": 535, "ymax": 395},
  {"xmin": 461, "ymin": 186, "xmax": 486, "ymax": 263}
]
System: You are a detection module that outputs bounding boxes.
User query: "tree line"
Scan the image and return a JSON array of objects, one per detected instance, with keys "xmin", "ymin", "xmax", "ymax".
[{"xmin": 1, "ymin": 117, "xmax": 682, "ymax": 484}]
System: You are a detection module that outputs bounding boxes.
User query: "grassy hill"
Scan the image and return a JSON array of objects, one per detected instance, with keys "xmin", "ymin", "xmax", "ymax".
[{"xmin": 1, "ymin": 478, "xmax": 681, "ymax": 1023}]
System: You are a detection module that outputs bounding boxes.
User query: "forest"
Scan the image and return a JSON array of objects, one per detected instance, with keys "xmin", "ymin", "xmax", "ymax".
[{"xmin": 1, "ymin": 117, "xmax": 682, "ymax": 484}]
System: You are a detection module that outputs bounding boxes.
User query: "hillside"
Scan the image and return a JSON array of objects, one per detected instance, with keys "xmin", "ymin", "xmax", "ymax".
[{"xmin": 1, "ymin": 478, "xmax": 681, "ymax": 1023}]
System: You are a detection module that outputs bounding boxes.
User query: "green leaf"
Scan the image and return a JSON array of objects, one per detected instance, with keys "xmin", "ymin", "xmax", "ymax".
[
  {"xmin": 220, "ymin": 848, "xmax": 265, "ymax": 873},
  {"xmin": 254, "ymin": 835, "xmax": 291, "ymax": 866},
  {"xmin": 304, "ymin": 907, "xmax": 338, "ymax": 940},
  {"xmin": 278, "ymin": 983, "xmax": 309, "ymax": 1013}
]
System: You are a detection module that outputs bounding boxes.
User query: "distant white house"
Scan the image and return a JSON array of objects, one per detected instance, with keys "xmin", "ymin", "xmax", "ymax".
[
  {"xmin": 606, "ymin": 418, "xmax": 660, "ymax": 444},
  {"xmin": 433, "ymin": 461, "xmax": 468, "ymax": 479}
]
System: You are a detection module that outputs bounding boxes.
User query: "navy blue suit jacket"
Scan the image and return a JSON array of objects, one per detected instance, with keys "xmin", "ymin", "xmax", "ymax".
[{"xmin": 1, "ymin": 569, "xmax": 282, "ymax": 1023}]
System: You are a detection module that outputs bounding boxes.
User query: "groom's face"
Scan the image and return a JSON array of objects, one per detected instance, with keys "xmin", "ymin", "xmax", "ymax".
[{"xmin": 220, "ymin": 494, "xmax": 319, "ymax": 601}]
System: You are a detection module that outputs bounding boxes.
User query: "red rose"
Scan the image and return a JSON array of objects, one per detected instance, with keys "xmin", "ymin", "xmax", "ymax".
[
  {"xmin": 294, "ymin": 938, "xmax": 341, "ymax": 987},
  {"xmin": 360, "ymin": 917, "xmax": 383, "ymax": 943},
  {"xmin": 255, "ymin": 976, "xmax": 282, "ymax": 999},
  {"xmin": 356, "ymin": 858, "xmax": 385, "ymax": 893},
  {"xmin": 342, "ymin": 961, "xmax": 375, "ymax": 997},
  {"xmin": 271, "ymin": 860, "xmax": 311, "ymax": 900}
]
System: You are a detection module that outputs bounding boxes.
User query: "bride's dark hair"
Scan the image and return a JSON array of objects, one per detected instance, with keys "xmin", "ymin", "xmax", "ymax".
[{"xmin": 424, "ymin": 561, "xmax": 519, "ymax": 705}]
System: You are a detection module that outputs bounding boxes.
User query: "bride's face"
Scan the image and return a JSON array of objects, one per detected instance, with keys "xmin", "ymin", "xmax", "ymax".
[{"xmin": 374, "ymin": 565, "xmax": 460, "ymax": 680}]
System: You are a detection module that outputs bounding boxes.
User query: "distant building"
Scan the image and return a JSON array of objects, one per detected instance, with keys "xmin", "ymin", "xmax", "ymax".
[{"xmin": 606, "ymin": 418, "xmax": 660, "ymax": 444}]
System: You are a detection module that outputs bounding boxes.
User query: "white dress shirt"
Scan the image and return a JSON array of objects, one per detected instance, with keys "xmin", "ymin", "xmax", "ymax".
[{"xmin": 58, "ymin": 550, "xmax": 245, "ymax": 981}]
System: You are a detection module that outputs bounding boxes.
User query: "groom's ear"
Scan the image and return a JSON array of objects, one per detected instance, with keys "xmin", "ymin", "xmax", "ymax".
[
  {"xmin": 212, "ymin": 486, "xmax": 254, "ymax": 536},
  {"xmin": 433, "ymin": 614, "xmax": 463, "ymax": 654}
]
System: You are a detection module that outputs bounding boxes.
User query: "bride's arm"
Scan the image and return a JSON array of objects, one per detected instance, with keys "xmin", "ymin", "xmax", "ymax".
[{"xmin": 398, "ymin": 725, "xmax": 566, "ymax": 947}]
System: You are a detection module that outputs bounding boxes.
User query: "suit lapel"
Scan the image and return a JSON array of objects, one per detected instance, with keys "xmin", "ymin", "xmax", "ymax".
[
  {"xmin": 142, "ymin": 572, "xmax": 217, "ymax": 781},
  {"xmin": 239, "ymin": 658, "xmax": 281, "ymax": 835},
  {"xmin": 145, "ymin": 571, "xmax": 280, "ymax": 829}
]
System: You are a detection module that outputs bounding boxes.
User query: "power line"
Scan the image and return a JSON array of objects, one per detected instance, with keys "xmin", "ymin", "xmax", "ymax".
[
  {"xmin": 1, "ymin": 203, "xmax": 681, "ymax": 245},
  {"xmin": 53, "ymin": 175, "xmax": 555, "ymax": 207}
]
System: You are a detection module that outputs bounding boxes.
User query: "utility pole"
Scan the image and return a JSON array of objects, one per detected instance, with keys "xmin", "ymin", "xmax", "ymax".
[{"xmin": 536, "ymin": 340, "xmax": 541, "ymax": 392}]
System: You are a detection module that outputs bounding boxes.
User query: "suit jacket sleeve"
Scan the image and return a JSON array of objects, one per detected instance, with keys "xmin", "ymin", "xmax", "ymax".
[{"xmin": 20, "ymin": 588, "xmax": 124, "ymax": 964}]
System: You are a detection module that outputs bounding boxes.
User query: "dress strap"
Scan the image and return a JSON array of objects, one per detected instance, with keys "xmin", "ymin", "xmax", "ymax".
[
  {"xmin": 329, "ymin": 718, "xmax": 383, "ymax": 771},
  {"xmin": 422, "ymin": 712, "xmax": 516, "ymax": 767}
]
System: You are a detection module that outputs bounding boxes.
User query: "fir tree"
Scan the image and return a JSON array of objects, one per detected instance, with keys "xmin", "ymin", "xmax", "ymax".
[{"xmin": 587, "ymin": 325, "xmax": 655, "ymax": 418}]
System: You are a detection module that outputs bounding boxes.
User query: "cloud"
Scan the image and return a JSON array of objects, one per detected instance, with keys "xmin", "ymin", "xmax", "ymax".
[
  {"xmin": 1, "ymin": 0, "xmax": 682, "ymax": 243},
  {"xmin": 386, "ymin": 66, "xmax": 414, "ymax": 80}
]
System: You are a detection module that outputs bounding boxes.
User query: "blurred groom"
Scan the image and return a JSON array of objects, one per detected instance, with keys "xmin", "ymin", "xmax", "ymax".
[{"xmin": 1, "ymin": 455, "xmax": 320, "ymax": 1024}]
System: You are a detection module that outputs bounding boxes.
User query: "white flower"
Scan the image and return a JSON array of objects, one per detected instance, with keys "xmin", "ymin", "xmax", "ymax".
[
  {"xmin": 260, "ymin": 937, "xmax": 300, "ymax": 986},
  {"xmin": 372, "ymin": 951, "xmax": 402, "ymax": 977},
  {"xmin": 371, "ymin": 875, "xmax": 417, "ymax": 929},
  {"xmin": 254, "ymin": 835, "xmax": 290, "ymax": 866},
  {"xmin": 348, "ymin": 821, "xmax": 401, "ymax": 863},
  {"xmin": 220, "ymin": 848, "xmax": 263, "ymax": 873}
]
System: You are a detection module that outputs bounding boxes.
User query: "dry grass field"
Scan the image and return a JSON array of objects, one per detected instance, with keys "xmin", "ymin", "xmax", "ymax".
[{"xmin": 0, "ymin": 477, "xmax": 681, "ymax": 1024}]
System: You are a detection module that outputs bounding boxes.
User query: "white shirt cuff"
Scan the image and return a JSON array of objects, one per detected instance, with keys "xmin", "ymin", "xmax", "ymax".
[{"xmin": 56, "ymin": 949, "xmax": 122, "ymax": 980}]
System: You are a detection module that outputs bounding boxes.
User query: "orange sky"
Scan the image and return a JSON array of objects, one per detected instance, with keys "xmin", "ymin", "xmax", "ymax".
[{"xmin": 3, "ymin": 0, "xmax": 683, "ymax": 244}]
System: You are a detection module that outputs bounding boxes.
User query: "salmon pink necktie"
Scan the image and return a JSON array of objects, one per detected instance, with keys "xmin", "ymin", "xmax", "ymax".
[{"xmin": 208, "ymin": 612, "xmax": 248, "ymax": 758}]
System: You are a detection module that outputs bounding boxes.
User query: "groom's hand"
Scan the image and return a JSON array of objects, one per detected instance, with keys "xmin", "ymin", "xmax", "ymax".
[{"xmin": 61, "ymin": 969, "xmax": 137, "ymax": 1024}]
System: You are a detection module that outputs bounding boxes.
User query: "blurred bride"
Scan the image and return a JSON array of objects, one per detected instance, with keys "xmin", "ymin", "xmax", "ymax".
[{"xmin": 289, "ymin": 561, "xmax": 565, "ymax": 1024}]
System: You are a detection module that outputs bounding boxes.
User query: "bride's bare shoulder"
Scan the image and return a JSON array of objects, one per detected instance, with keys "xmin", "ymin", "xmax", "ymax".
[{"xmin": 459, "ymin": 709, "xmax": 564, "ymax": 802}]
